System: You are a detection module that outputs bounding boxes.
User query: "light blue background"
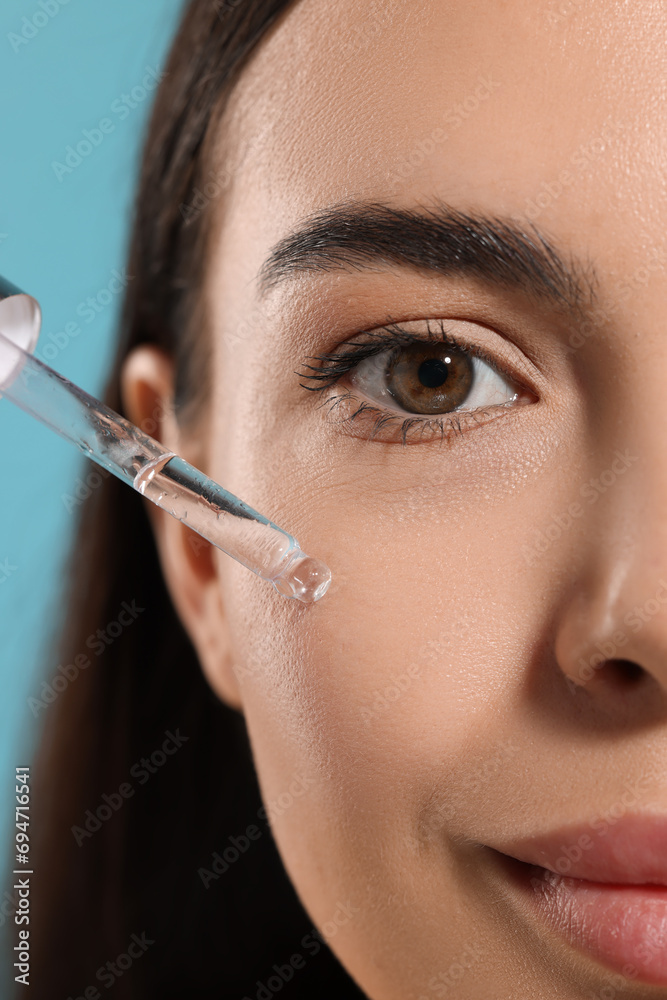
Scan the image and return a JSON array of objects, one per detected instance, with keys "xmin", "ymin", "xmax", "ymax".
[{"xmin": 0, "ymin": 0, "xmax": 185, "ymax": 863}]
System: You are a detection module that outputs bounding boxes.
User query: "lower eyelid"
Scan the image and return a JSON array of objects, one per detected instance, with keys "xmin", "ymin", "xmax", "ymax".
[{"xmin": 319, "ymin": 388, "xmax": 526, "ymax": 446}]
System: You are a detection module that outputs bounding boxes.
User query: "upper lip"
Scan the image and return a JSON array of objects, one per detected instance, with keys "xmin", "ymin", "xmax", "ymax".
[{"xmin": 489, "ymin": 813, "xmax": 667, "ymax": 886}]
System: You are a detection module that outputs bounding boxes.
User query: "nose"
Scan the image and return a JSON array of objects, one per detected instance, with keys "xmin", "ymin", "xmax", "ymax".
[{"xmin": 554, "ymin": 442, "xmax": 667, "ymax": 708}]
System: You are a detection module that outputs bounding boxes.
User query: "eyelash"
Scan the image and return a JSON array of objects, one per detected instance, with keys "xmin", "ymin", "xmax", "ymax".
[{"xmin": 295, "ymin": 318, "xmax": 527, "ymax": 446}]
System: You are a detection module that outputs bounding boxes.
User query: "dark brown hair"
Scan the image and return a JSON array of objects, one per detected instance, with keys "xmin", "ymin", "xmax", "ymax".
[{"xmin": 14, "ymin": 2, "xmax": 365, "ymax": 996}]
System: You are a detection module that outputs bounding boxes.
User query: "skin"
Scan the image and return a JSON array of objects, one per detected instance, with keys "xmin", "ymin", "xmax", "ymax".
[{"xmin": 121, "ymin": 1, "xmax": 667, "ymax": 997}]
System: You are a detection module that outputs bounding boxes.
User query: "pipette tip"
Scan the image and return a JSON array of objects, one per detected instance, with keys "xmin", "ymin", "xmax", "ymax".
[{"xmin": 271, "ymin": 551, "xmax": 332, "ymax": 604}]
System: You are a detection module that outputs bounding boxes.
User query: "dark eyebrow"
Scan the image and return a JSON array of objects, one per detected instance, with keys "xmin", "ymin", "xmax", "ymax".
[{"xmin": 256, "ymin": 198, "xmax": 598, "ymax": 316}]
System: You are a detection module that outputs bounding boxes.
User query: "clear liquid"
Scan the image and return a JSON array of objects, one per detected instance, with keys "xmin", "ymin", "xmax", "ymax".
[{"xmin": 272, "ymin": 553, "xmax": 332, "ymax": 603}]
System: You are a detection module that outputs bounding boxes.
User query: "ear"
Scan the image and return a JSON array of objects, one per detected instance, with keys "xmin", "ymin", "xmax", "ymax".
[{"xmin": 120, "ymin": 344, "xmax": 243, "ymax": 713}]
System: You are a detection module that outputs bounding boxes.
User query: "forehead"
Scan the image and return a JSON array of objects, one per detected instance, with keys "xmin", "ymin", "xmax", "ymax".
[{"xmin": 208, "ymin": 0, "xmax": 664, "ymax": 305}]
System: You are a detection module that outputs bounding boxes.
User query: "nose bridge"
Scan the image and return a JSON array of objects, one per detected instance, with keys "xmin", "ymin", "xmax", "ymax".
[
  {"xmin": 611, "ymin": 440, "xmax": 667, "ymax": 661},
  {"xmin": 597, "ymin": 445, "xmax": 661, "ymax": 555},
  {"xmin": 576, "ymin": 293, "xmax": 667, "ymax": 595}
]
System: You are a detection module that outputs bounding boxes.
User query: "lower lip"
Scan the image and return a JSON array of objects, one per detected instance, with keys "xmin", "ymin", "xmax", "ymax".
[{"xmin": 497, "ymin": 852, "xmax": 667, "ymax": 985}]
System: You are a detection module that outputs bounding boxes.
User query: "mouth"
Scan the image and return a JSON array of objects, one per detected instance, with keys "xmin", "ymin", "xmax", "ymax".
[{"xmin": 486, "ymin": 813, "xmax": 667, "ymax": 986}]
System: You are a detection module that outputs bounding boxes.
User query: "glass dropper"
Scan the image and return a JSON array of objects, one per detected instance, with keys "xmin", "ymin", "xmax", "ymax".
[{"xmin": 0, "ymin": 323, "xmax": 331, "ymax": 605}]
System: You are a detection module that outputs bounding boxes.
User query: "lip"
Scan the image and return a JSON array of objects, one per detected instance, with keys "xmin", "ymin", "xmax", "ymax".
[
  {"xmin": 494, "ymin": 812, "xmax": 667, "ymax": 885},
  {"xmin": 488, "ymin": 813, "xmax": 667, "ymax": 985}
]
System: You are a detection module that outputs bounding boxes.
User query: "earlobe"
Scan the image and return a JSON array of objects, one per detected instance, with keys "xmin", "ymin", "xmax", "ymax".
[
  {"xmin": 119, "ymin": 343, "xmax": 244, "ymax": 714},
  {"xmin": 194, "ymin": 560, "xmax": 244, "ymax": 713}
]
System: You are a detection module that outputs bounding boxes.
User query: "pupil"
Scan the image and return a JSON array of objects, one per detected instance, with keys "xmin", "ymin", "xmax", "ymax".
[{"xmin": 418, "ymin": 358, "xmax": 449, "ymax": 388}]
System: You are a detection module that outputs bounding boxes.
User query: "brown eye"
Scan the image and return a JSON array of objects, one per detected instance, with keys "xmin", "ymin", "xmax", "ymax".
[
  {"xmin": 385, "ymin": 343, "xmax": 474, "ymax": 415},
  {"xmin": 339, "ymin": 330, "xmax": 524, "ymax": 437}
]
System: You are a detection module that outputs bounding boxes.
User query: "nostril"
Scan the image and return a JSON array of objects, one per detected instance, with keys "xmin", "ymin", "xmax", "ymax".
[
  {"xmin": 606, "ymin": 658, "xmax": 645, "ymax": 686},
  {"xmin": 568, "ymin": 655, "xmax": 646, "ymax": 690}
]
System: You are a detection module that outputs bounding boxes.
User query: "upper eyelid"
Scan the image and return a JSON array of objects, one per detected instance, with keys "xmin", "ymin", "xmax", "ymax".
[
  {"xmin": 298, "ymin": 318, "xmax": 541, "ymax": 397},
  {"xmin": 348, "ymin": 327, "xmax": 502, "ymax": 382}
]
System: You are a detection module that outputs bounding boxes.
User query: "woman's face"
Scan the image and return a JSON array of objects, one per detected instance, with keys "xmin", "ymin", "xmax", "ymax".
[{"xmin": 150, "ymin": 1, "xmax": 667, "ymax": 996}]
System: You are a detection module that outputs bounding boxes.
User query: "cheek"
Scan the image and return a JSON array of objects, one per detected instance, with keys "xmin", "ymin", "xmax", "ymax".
[
  {"xmin": 213, "ymin": 444, "xmax": 545, "ymax": 854},
  {"xmin": 213, "ymin": 491, "xmax": 547, "ymax": 986}
]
